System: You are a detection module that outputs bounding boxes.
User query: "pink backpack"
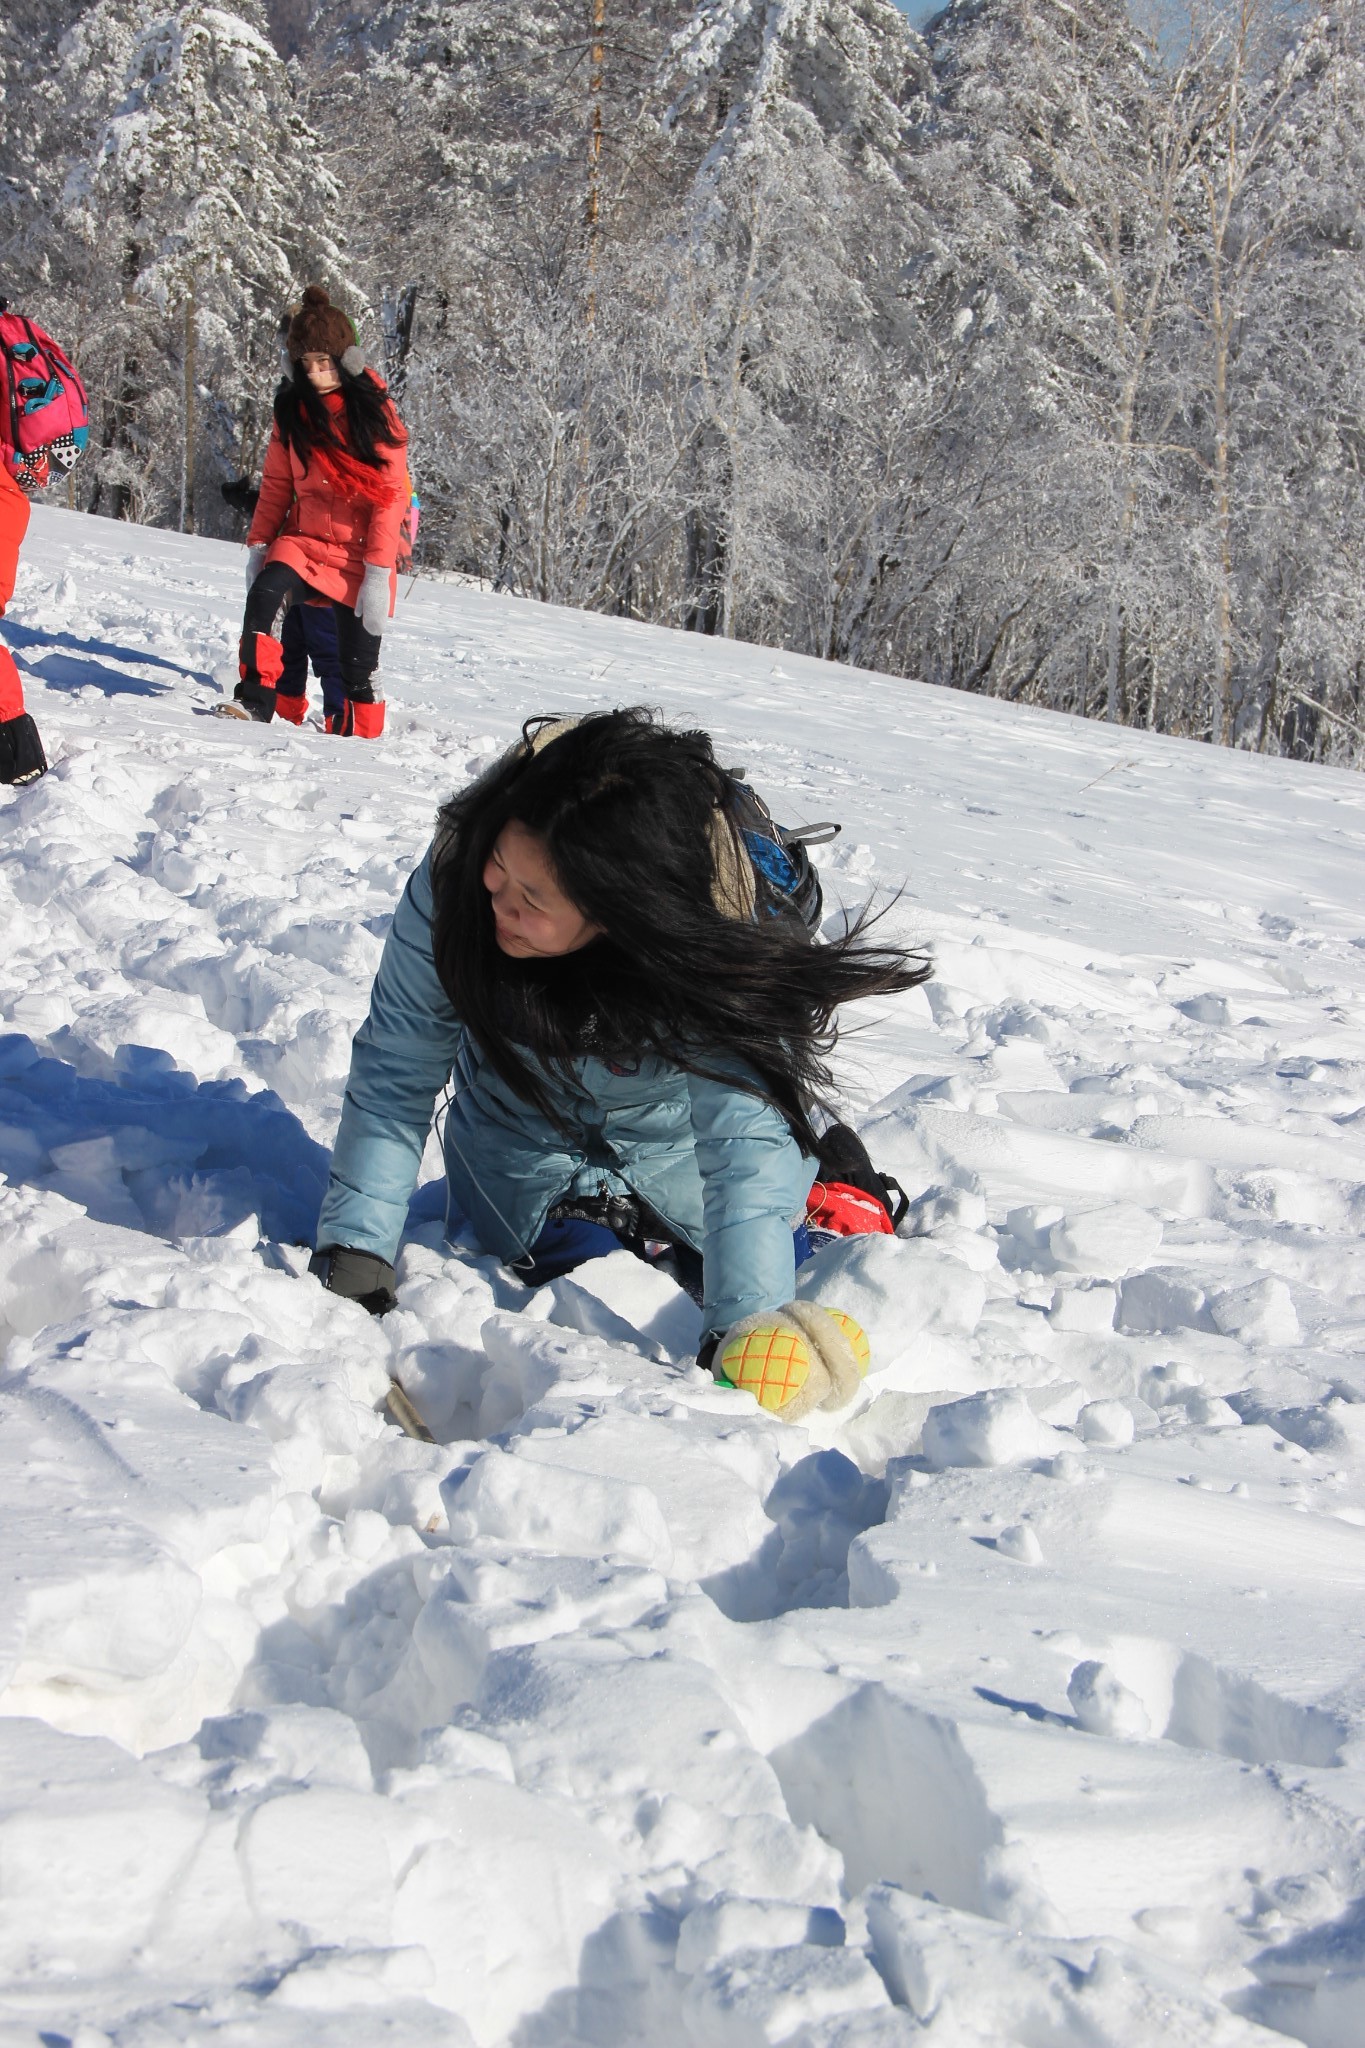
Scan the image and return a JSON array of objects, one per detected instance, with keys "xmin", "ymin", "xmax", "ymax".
[{"xmin": 0, "ymin": 302, "xmax": 89, "ymax": 488}]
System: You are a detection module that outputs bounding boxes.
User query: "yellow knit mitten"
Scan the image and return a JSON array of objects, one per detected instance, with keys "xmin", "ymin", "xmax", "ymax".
[{"xmin": 715, "ymin": 1302, "xmax": 870, "ymax": 1421}]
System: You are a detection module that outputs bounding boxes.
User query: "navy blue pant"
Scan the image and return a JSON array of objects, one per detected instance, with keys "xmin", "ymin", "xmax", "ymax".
[
  {"xmin": 519, "ymin": 1213, "xmax": 817, "ymax": 1296},
  {"xmin": 279, "ymin": 603, "xmax": 345, "ymax": 725}
]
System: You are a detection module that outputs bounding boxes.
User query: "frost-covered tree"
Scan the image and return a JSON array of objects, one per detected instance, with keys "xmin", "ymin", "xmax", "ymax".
[
  {"xmin": 648, "ymin": 2, "xmax": 933, "ymax": 638},
  {"xmin": 59, "ymin": 0, "xmax": 345, "ymax": 528},
  {"xmin": 0, "ymin": 3, "xmax": 90, "ymax": 282},
  {"xmin": 1129, "ymin": 0, "xmax": 1365, "ymax": 757},
  {"xmin": 1141, "ymin": 0, "xmax": 1308, "ymax": 743},
  {"xmin": 323, "ymin": 0, "xmax": 689, "ymax": 320},
  {"xmin": 411, "ymin": 240, "xmax": 698, "ymax": 610},
  {"xmin": 0, "ymin": 1, "xmax": 143, "ymax": 512},
  {"xmin": 314, "ymin": 0, "xmax": 695, "ymax": 570},
  {"xmin": 1186, "ymin": 0, "xmax": 1365, "ymax": 759},
  {"xmin": 1273, "ymin": 4, "xmax": 1365, "ymax": 760},
  {"xmin": 901, "ymin": 0, "xmax": 1210, "ymax": 722},
  {"xmin": 659, "ymin": 0, "xmax": 924, "ymax": 184}
]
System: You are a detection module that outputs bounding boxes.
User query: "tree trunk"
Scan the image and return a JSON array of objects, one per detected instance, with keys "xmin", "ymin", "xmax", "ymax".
[
  {"xmin": 683, "ymin": 503, "xmax": 725, "ymax": 635},
  {"xmin": 381, "ymin": 285, "xmax": 419, "ymax": 395},
  {"xmin": 1212, "ymin": 337, "xmax": 1234, "ymax": 745},
  {"xmin": 181, "ymin": 283, "xmax": 197, "ymax": 536},
  {"xmin": 586, "ymin": 0, "xmax": 605, "ymax": 321},
  {"xmin": 92, "ymin": 231, "xmax": 144, "ymax": 521},
  {"xmin": 1104, "ymin": 587, "xmax": 1123, "ymax": 723}
]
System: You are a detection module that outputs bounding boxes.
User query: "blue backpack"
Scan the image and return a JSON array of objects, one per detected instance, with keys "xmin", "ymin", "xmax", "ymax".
[{"xmin": 727, "ymin": 773, "xmax": 840, "ymax": 935}]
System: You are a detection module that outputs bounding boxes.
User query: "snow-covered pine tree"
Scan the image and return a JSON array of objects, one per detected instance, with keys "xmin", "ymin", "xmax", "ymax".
[
  {"xmin": 1161, "ymin": 0, "xmax": 1365, "ymax": 759},
  {"xmin": 61, "ymin": 0, "xmax": 346, "ymax": 531},
  {"xmin": 1249, "ymin": 0, "xmax": 1365, "ymax": 763},
  {"xmin": 0, "ymin": 3, "xmax": 91, "ymax": 288},
  {"xmin": 905, "ymin": 0, "xmax": 1214, "ymax": 728},
  {"xmin": 317, "ymin": 0, "xmax": 698, "ymax": 594},
  {"xmin": 649, "ymin": 2, "xmax": 931, "ymax": 642},
  {"xmin": 1140, "ymin": 0, "xmax": 1306, "ymax": 745},
  {"xmin": 659, "ymin": 0, "xmax": 924, "ymax": 186}
]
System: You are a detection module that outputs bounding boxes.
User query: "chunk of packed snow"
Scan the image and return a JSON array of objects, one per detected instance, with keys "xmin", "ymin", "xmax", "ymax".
[
  {"xmin": 1118, "ymin": 1269, "xmax": 1215, "ymax": 1334},
  {"xmin": 675, "ymin": 1894, "xmax": 845, "ymax": 1973},
  {"xmin": 1077, "ymin": 1399, "xmax": 1136, "ymax": 1448},
  {"xmin": 549, "ymin": 1245, "xmax": 703, "ymax": 1358},
  {"xmin": 921, "ymin": 1389, "xmax": 1066, "ymax": 1470},
  {"xmin": 1049, "ymin": 1281, "xmax": 1118, "ymax": 1332},
  {"xmin": 1067, "ymin": 1659, "xmax": 1153, "ymax": 1739},
  {"xmin": 995, "ymin": 1521, "xmax": 1044, "ymax": 1564},
  {"xmin": 1048, "ymin": 1202, "xmax": 1164, "ymax": 1279},
  {"xmin": 864, "ymin": 1886, "xmax": 1271, "ymax": 2042},
  {"xmin": 838, "ymin": 1389, "xmax": 959, "ymax": 1475},
  {"xmin": 440, "ymin": 1445, "xmax": 675, "ymax": 1569},
  {"xmin": 796, "ymin": 1233, "xmax": 986, "ymax": 1381},
  {"xmin": 1210, "ymin": 1276, "xmax": 1301, "ymax": 1346}
]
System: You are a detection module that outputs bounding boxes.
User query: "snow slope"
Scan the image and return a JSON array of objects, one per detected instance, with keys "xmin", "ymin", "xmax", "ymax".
[{"xmin": 2, "ymin": 505, "xmax": 1364, "ymax": 2048}]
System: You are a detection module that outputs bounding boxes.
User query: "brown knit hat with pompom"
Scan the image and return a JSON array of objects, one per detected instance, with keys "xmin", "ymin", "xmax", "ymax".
[{"xmin": 286, "ymin": 285, "xmax": 364, "ymax": 372}]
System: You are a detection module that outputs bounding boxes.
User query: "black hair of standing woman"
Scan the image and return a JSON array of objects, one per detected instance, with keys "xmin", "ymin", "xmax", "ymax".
[
  {"xmin": 273, "ymin": 358, "xmax": 405, "ymax": 474},
  {"xmin": 429, "ymin": 707, "xmax": 931, "ymax": 1154}
]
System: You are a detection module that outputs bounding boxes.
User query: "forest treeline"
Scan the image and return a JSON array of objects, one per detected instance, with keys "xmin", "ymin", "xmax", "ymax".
[{"xmin": 2, "ymin": 0, "xmax": 1363, "ymax": 764}]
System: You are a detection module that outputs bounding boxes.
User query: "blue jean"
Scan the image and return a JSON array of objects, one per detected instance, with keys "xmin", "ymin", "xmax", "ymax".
[
  {"xmin": 278, "ymin": 601, "xmax": 346, "ymax": 724},
  {"xmin": 520, "ymin": 1213, "xmax": 817, "ymax": 1298}
]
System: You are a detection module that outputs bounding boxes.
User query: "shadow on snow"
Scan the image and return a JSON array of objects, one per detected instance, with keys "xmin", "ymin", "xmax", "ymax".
[
  {"xmin": 0, "ymin": 1031, "xmax": 327, "ymax": 1244},
  {"xmin": 1, "ymin": 619, "xmax": 213, "ymax": 697}
]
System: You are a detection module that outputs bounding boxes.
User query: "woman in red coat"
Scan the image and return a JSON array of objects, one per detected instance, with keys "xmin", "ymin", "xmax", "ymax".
[{"xmin": 222, "ymin": 286, "xmax": 409, "ymax": 738}]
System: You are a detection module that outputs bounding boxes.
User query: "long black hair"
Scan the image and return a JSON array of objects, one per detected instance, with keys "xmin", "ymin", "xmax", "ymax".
[
  {"xmin": 273, "ymin": 359, "xmax": 405, "ymax": 472},
  {"xmin": 430, "ymin": 708, "xmax": 930, "ymax": 1154}
]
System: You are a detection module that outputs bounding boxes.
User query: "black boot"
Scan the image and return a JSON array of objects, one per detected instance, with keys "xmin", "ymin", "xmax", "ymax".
[{"xmin": 0, "ymin": 712, "xmax": 47, "ymax": 786}]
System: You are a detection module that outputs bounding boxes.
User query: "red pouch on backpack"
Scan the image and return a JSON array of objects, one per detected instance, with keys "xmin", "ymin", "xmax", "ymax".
[{"xmin": 806, "ymin": 1178, "xmax": 895, "ymax": 1237}]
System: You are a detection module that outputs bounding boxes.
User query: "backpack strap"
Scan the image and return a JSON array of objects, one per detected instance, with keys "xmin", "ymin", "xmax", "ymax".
[
  {"xmin": 1, "ymin": 340, "xmax": 21, "ymax": 474},
  {"xmin": 709, "ymin": 805, "xmax": 758, "ymax": 921}
]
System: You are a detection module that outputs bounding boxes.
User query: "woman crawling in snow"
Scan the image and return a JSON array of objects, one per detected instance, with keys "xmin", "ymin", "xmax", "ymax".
[
  {"xmin": 220, "ymin": 284, "xmax": 408, "ymax": 738},
  {"xmin": 311, "ymin": 709, "xmax": 930, "ymax": 1420}
]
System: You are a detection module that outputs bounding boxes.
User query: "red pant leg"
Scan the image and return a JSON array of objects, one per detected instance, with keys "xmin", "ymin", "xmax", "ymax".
[
  {"xmin": 0, "ymin": 466, "xmax": 32, "ymax": 722},
  {"xmin": 0, "ymin": 467, "xmax": 30, "ymax": 613},
  {"xmin": 0, "ymin": 644, "xmax": 25, "ymax": 723}
]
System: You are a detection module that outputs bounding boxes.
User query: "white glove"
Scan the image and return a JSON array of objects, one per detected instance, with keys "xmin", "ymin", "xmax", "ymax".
[
  {"xmin": 245, "ymin": 544, "xmax": 267, "ymax": 592},
  {"xmin": 355, "ymin": 563, "xmax": 390, "ymax": 639}
]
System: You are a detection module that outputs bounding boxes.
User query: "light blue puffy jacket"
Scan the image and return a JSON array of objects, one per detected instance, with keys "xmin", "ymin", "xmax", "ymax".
[{"xmin": 317, "ymin": 850, "xmax": 816, "ymax": 1341}]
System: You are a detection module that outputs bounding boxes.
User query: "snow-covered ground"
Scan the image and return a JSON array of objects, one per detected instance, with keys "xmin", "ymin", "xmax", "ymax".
[{"xmin": 2, "ymin": 505, "xmax": 1364, "ymax": 2048}]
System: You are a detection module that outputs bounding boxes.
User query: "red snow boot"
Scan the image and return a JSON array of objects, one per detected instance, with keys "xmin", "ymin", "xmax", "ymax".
[{"xmin": 338, "ymin": 698, "xmax": 385, "ymax": 739}]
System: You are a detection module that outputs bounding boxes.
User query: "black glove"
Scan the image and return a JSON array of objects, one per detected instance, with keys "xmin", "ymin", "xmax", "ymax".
[{"xmin": 309, "ymin": 1245, "xmax": 398, "ymax": 1316}]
